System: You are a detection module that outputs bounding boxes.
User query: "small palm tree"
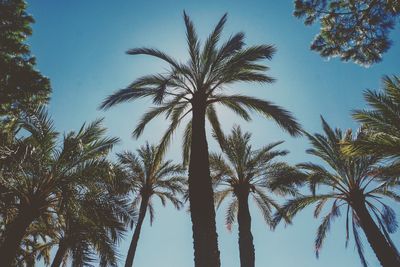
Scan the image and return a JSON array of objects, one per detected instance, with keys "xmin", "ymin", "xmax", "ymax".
[
  {"xmin": 117, "ymin": 143, "xmax": 186, "ymax": 267},
  {"xmin": 275, "ymin": 118, "xmax": 400, "ymax": 267},
  {"xmin": 343, "ymin": 75, "xmax": 400, "ymax": 177},
  {"xmin": 210, "ymin": 126, "xmax": 300, "ymax": 267},
  {"xmin": 0, "ymin": 108, "xmax": 119, "ymax": 266},
  {"xmin": 50, "ymin": 168, "xmax": 133, "ymax": 267},
  {"xmin": 15, "ymin": 219, "xmax": 56, "ymax": 266},
  {"xmin": 100, "ymin": 12, "xmax": 301, "ymax": 267}
]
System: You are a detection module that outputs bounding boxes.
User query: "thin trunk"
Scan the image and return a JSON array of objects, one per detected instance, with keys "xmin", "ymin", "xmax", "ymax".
[
  {"xmin": 0, "ymin": 208, "xmax": 38, "ymax": 267},
  {"xmin": 124, "ymin": 196, "xmax": 148, "ymax": 267},
  {"xmin": 353, "ymin": 197, "xmax": 400, "ymax": 267},
  {"xmin": 188, "ymin": 93, "xmax": 220, "ymax": 267},
  {"xmin": 51, "ymin": 238, "xmax": 68, "ymax": 267},
  {"xmin": 237, "ymin": 189, "xmax": 255, "ymax": 267}
]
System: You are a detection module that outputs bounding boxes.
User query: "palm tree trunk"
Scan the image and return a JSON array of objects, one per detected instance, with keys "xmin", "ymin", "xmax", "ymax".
[
  {"xmin": 51, "ymin": 238, "xmax": 68, "ymax": 267},
  {"xmin": 237, "ymin": 189, "xmax": 255, "ymax": 267},
  {"xmin": 124, "ymin": 196, "xmax": 148, "ymax": 267},
  {"xmin": 0, "ymin": 208, "xmax": 37, "ymax": 267},
  {"xmin": 188, "ymin": 93, "xmax": 220, "ymax": 267},
  {"xmin": 353, "ymin": 197, "xmax": 400, "ymax": 267}
]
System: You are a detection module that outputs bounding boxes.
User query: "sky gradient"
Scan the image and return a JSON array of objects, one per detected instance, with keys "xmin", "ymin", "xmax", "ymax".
[{"xmin": 27, "ymin": 1, "xmax": 400, "ymax": 266}]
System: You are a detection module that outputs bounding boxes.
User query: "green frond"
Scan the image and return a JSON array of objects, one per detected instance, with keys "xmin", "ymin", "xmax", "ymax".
[
  {"xmin": 213, "ymin": 97, "xmax": 251, "ymax": 121},
  {"xmin": 264, "ymin": 163, "xmax": 304, "ymax": 196},
  {"xmin": 253, "ymin": 187, "xmax": 284, "ymax": 227},
  {"xmin": 214, "ymin": 189, "xmax": 232, "ymax": 209},
  {"xmin": 183, "ymin": 11, "xmax": 201, "ymax": 77},
  {"xmin": 206, "ymin": 104, "xmax": 225, "ymax": 149},
  {"xmin": 225, "ymin": 199, "xmax": 238, "ymax": 230},
  {"xmin": 126, "ymin": 47, "xmax": 182, "ymax": 70},
  {"xmin": 209, "ymin": 94, "xmax": 302, "ymax": 136},
  {"xmin": 352, "ymin": 219, "xmax": 368, "ymax": 267},
  {"xmin": 201, "ymin": 13, "xmax": 227, "ymax": 76},
  {"xmin": 132, "ymin": 100, "xmax": 187, "ymax": 139},
  {"xmin": 99, "ymin": 87, "xmax": 158, "ymax": 110},
  {"xmin": 274, "ymin": 194, "xmax": 335, "ymax": 226},
  {"xmin": 182, "ymin": 120, "xmax": 192, "ymax": 167},
  {"xmin": 215, "ymin": 32, "xmax": 245, "ymax": 63},
  {"xmin": 209, "ymin": 152, "xmax": 234, "ymax": 185},
  {"xmin": 155, "ymin": 107, "xmax": 191, "ymax": 164},
  {"xmin": 314, "ymin": 198, "xmax": 328, "ymax": 218},
  {"xmin": 315, "ymin": 201, "xmax": 341, "ymax": 258},
  {"xmin": 145, "ymin": 201, "xmax": 154, "ymax": 226}
]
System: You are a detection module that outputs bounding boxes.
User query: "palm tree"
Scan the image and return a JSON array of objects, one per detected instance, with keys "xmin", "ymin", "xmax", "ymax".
[
  {"xmin": 50, "ymin": 167, "xmax": 133, "ymax": 267},
  {"xmin": 100, "ymin": 12, "xmax": 302, "ymax": 267},
  {"xmin": 0, "ymin": 108, "xmax": 119, "ymax": 266},
  {"xmin": 117, "ymin": 143, "xmax": 186, "ymax": 267},
  {"xmin": 14, "ymin": 219, "xmax": 56, "ymax": 267},
  {"xmin": 210, "ymin": 126, "xmax": 300, "ymax": 267},
  {"xmin": 343, "ymin": 75, "xmax": 400, "ymax": 177},
  {"xmin": 275, "ymin": 118, "xmax": 400, "ymax": 267}
]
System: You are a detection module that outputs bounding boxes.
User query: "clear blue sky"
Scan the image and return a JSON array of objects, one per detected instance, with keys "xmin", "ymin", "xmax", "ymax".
[{"xmin": 27, "ymin": 1, "xmax": 400, "ymax": 266}]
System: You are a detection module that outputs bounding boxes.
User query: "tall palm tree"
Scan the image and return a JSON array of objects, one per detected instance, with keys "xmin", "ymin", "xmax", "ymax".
[
  {"xmin": 50, "ymin": 168, "xmax": 133, "ymax": 267},
  {"xmin": 343, "ymin": 75, "xmax": 400, "ymax": 177},
  {"xmin": 0, "ymin": 108, "xmax": 119, "ymax": 266},
  {"xmin": 275, "ymin": 118, "xmax": 400, "ymax": 267},
  {"xmin": 117, "ymin": 143, "xmax": 186, "ymax": 267},
  {"xmin": 100, "ymin": 12, "xmax": 301, "ymax": 266},
  {"xmin": 210, "ymin": 126, "xmax": 301, "ymax": 267}
]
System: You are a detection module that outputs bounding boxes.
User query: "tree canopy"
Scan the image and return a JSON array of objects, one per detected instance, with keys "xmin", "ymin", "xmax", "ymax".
[
  {"xmin": 0, "ymin": 0, "xmax": 51, "ymax": 134},
  {"xmin": 294, "ymin": 0, "xmax": 400, "ymax": 66}
]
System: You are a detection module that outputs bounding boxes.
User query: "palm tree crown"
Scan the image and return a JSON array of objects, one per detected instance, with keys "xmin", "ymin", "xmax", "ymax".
[
  {"xmin": 51, "ymin": 169, "xmax": 133, "ymax": 267},
  {"xmin": 210, "ymin": 126, "xmax": 301, "ymax": 267},
  {"xmin": 118, "ymin": 143, "xmax": 186, "ymax": 218},
  {"xmin": 0, "ymin": 108, "xmax": 120, "ymax": 266},
  {"xmin": 100, "ymin": 12, "xmax": 302, "ymax": 161},
  {"xmin": 275, "ymin": 118, "xmax": 400, "ymax": 267},
  {"xmin": 211, "ymin": 126, "xmax": 299, "ymax": 229},
  {"xmin": 344, "ymin": 75, "xmax": 400, "ymax": 176},
  {"xmin": 117, "ymin": 143, "xmax": 186, "ymax": 267}
]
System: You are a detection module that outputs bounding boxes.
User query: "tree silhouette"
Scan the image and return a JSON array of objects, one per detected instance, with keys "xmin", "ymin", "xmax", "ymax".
[
  {"xmin": 210, "ymin": 126, "xmax": 301, "ymax": 267},
  {"xmin": 117, "ymin": 143, "xmax": 186, "ymax": 267},
  {"xmin": 100, "ymin": 12, "xmax": 301, "ymax": 267},
  {"xmin": 275, "ymin": 118, "xmax": 400, "ymax": 267}
]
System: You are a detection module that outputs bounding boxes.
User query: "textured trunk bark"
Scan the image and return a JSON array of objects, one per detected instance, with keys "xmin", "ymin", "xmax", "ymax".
[
  {"xmin": 237, "ymin": 189, "xmax": 255, "ymax": 267},
  {"xmin": 0, "ymin": 208, "xmax": 37, "ymax": 267},
  {"xmin": 188, "ymin": 93, "xmax": 220, "ymax": 267},
  {"xmin": 124, "ymin": 196, "xmax": 148, "ymax": 267},
  {"xmin": 51, "ymin": 238, "xmax": 68, "ymax": 267},
  {"xmin": 352, "ymin": 195, "xmax": 400, "ymax": 267}
]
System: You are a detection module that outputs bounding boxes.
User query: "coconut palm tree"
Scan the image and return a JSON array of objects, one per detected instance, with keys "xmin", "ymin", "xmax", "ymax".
[
  {"xmin": 275, "ymin": 118, "xmax": 400, "ymax": 267},
  {"xmin": 100, "ymin": 12, "xmax": 302, "ymax": 267},
  {"xmin": 117, "ymin": 143, "xmax": 186, "ymax": 267},
  {"xmin": 343, "ymin": 75, "xmax": 400, "ymax": 177},
  {"xmin": 0, "ymin": 108, "xmax": 119, "ymax": 266},
  {"xmin": 50, "ymin": 168, "xmax": 133, "ymax": 267},
  {"xmin": 210, "ymin": 126, "xmax": 300, "ymax": 267}
]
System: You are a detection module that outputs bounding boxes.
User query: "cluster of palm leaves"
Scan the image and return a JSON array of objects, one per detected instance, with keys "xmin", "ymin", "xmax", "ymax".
[
  {"xmin": 275, "ymin": 117, "xmax": 400, "ymax": 267},
  {"xmin": 1, "ymin": 10, "xmax": 400, "ymax": 267},
  {"xmin": 0, "ymin": 108, "xmax": 134, "ymax": 266}
]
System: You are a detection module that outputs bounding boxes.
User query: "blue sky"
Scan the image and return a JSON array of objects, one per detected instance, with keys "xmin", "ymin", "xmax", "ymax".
[{"xmin": 27, "ymin": 1, "xmax": 400, "ymax": 266}]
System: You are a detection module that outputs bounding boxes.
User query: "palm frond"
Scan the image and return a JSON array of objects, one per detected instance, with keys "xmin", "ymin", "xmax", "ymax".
[{"xmin": 209, "ymin": 94, "xmax": 302, "ymax": 136}]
